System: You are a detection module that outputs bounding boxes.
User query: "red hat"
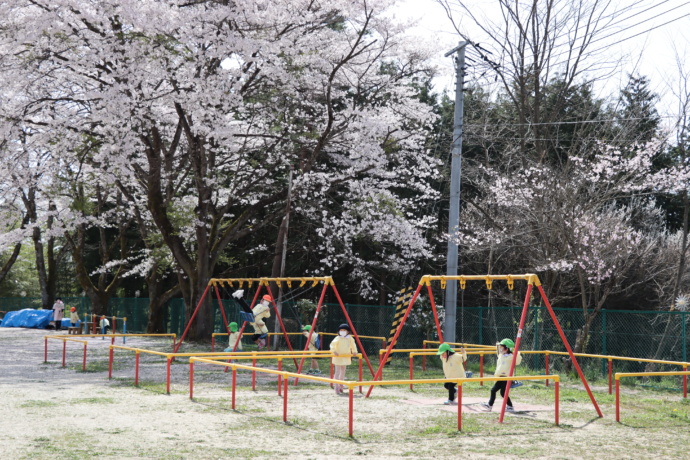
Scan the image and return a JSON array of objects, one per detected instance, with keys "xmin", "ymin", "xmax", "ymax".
[
  {"xmin": 70, "ymin": 307, "xmax": 76, "ymax": 312},
  {"xmin": 262, "ymin": 294, "xmax": 272, "ymax": 302}
]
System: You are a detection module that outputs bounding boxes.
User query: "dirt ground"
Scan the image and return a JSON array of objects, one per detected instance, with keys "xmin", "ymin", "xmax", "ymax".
[{"xmin": 0, "ymin": 327, "xmax": 686, "ymax": 459}]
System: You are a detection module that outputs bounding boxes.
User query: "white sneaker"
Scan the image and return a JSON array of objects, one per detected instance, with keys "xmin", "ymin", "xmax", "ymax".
[
  {"xmin": 443, "ymin": 400, "xmax": 457, "ymax": 405},
  {"xmin": 232, "ymin": 289, "xmax": 244, "ymax": 299},
  {"xmin": 506, "ymin": 406, "xmax": 515, "ymax": 413},
  {"xmin": 480, "ymin": 402, "xmax": 492, "ymax": 411}
]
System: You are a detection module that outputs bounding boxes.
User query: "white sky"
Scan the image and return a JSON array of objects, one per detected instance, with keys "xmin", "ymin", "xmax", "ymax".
[{"xmin": 396, "ymin": 0, "xmax": 690, "ymax": 127}]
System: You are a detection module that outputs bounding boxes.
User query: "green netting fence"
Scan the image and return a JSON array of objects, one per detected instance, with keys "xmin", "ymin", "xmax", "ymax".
[{"xmin": 1, "ymin": 297, "xmax": 688, "ymax": 376}]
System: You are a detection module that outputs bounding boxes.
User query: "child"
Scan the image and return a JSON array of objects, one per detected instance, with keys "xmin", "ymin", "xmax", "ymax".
[
  {"xmin": 329, "ymin": 323, "xmax": 357, "ymax": 395},
  {"xmin": 224, "ymin": 322, "xmax": 243, "ymax": 352},
  {"xmin": 302, "ymin": 325, "xmax": 320, "ymax": 374},
  {"xmin": 69, "ymin": 307, "xmax": 79, "ymax": 328},
  {"xmin": 481, "ymin": 338, "xmax": 522, "ymax": 412},
  {"xmin": 99, "ymin": 316, "xmax": 111, "ymax": 334},
  {"xmin": 232, "ymin": 290, "xmax": 271, "ymax": 349},
  {"xmin": 436, "ymin": 343, "xmax": 468, "ymax": 405}
]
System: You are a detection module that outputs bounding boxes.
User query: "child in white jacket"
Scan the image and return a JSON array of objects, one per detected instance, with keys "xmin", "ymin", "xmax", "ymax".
[
  {"xmin": 481, "ymin": 338, "xmax": 522, "ymax": 412},
  {"xmin": 329, "ymin": 323, "xmax": 358, "ymax": 395}
]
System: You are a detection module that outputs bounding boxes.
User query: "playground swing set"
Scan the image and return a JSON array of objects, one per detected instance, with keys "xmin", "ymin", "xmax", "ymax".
[
  {"xmin": 371, "ymin": 273, "xmax": 603, "ymax": 422},
  {"xmin": 173, "ymin": 276, "xmax": 377, "ymax": 380}
]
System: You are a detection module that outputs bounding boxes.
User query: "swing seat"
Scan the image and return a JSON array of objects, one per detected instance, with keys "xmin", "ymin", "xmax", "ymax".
[
  {"xmin": 510, "ymin": 380, "xmax": 523, "ymax": 389},
  {"xmin": 239, "ymin": 311, "xmax": 255, "ymax": 323}
]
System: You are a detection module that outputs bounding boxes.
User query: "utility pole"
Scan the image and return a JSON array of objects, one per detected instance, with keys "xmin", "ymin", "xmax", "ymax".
[
  {"xmin": 443, "ymin": 41, "xmax": 467, "ymax": 343},
  {"xmin": 273, "ymin": 168, "xmax": 293, "ymax": 348}
]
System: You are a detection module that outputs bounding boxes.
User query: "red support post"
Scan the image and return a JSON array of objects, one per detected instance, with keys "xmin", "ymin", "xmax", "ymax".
[
  {"xmin": 62, "ymin": 340, "xmax": 66, "ymax": 367},
  {"xmin": 135, "ymin": 352, "xmax": 140, "ymax": 386},
  {"xmin": 211, "ymin": 336, "xmax": 215, "ymax": 353},
  {"xmin": 166, "ymin": 358, "xmax": 171, "ymax": 394},
  {"xmin": 555, "ymin": 381, "xmax": 560, "ymax": 426},
  {"xmin": 409, "ymin": 356, "xmax": 414, "ymax": 390},
  {"xmin": 173, "ymin": 284, "xmax": 212, "ymax": 353},
  {"xmin": 82, "ymin": 343, "xmax": 87, "ymax": 371},
  {"xmin": 296, "ymin": 283, "xmax": 329, "ymax": 382},
  {"xmin": 232, "ymin": 367, "xmax": 237, "ymax": 410},
  {"xmin": 367, "ymin": 284, "xmax": 425, "ymax": 397},
  {"xmin": 480, "ymin": 354, "xmax": 484, "ymax": 386},
  {"xmin": 189, "ymin": 361, "xmax": 194, "ymax": 399},
  {"xmin": 545, "ymin": 353, "xmax": 550, "ymax": 387},
  {"xmin": 111, "ymin": 335, "xmax": 115, "ymax": 346},
  {"xmin": 112, "ymin": 316, "xmax": 117, "ymax": 335},
  {"xmin": 498, "ymin": 283, "xmax": 534, "ymax": 423},
  {"xmin": 537, "ymin": 284, "xmax": 603, "ymax": 418},
  {"xmin": 283, "ymin": 375, "xmax": 289, "ymax": 423},
  {"xmin": 457, "ymin": 383, "xmax": 463, "ymax": 431},
  {"xmin": 615, "ymin": 378, "xmax": 620, "ymax": 422},
  {"xmin": 108, "ymin": 347, "xmax": 114, "ymax": 379},
  {"xmin": 252, "ymin": 358, "xmax": 256, "ymax": 391},
  {"xmin": 608, "ymin": 360, "xmax": 613, "ymax": 395},
  {"xmin": 349, "ymin": 387, "xmax": 354, "ymax": 437},
  {"xmin": 426, "ymin": 283, "xmax": 444, "ymax": 343},
  {"xmin": 44, "ymin": 338, "xmax": 48, "ymax": 363},
  {"xmin": 278, "ymin": 359, "xmax": 283, "ymax": 396}
]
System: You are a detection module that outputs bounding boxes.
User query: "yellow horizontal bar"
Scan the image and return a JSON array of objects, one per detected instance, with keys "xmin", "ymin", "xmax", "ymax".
[
  {"xmin": 319, "ymin": 332, "xmax": 386, "ymax": 341},
  {"xmin": 210, "ymin": 276, "xmax": 334, "ymax": 287},
  {"xmin": 615, "ymin": 371, "xmax": 690, "ymax": 380},
  {"xmin": 419, "ymin": 274, "xmax": 541, "ymax": 286},
  {"xmin": 191, "ymin": 358, "xmax": 346, "ymax": 386},
  {"xmin": 203, "ymin": 353, "xmax": 361, "ymax": 361},
  {"xmin": 366, "ymin": 374, "xmax": 560, "ymax": 387},
  {"xmin": 46, "ymin": 333, "xmax": 175, "ymax": 339},
  {"xmin": 45, "ymin": 337, "xmax": 87, "ymax": 345}
]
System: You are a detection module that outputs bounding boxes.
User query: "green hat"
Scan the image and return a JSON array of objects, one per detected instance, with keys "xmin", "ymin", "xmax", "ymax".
[
  {"xmin": 499, "ymin": 338, "xmax": 515, "ymax": 350},
  {"xmin": 436, "ymin": 343, "xmax": 453, "ymax": 355},
  {"xmin": 229, "ymin": 322, "xmax": 238, "ymax": 332},
  {"xmin": 302, "ymin": 325, "xmax": 311, "ymax": 331}
]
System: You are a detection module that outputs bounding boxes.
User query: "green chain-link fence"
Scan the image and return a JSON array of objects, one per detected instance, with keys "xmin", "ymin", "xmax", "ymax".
[{"xmin": 2, "ymin": 298, "xmax": 688, "ymax": 375}]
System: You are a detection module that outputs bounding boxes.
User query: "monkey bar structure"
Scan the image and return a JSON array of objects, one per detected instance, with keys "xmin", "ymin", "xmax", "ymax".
[
  {"xmin": 368, "ymin": 273, "xmax": 603, "ymax": 423},
  {"xmin": 173, "ymin": 276, "xmax": 376, "ymax": 379}
]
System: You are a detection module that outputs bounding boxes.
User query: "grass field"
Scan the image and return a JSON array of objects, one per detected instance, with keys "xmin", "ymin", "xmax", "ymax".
[{"xmin": 2, "ymin": 329, "xmax": 689, "ymax": 459}]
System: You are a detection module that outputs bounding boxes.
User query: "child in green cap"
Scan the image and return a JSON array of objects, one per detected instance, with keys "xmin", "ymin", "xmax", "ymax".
[
  {"xmin": 302, "ymin": 325, "xmax": 321, "ymax": 375},
  {"xmin": 437, "ymin": 343, "xmax": 468, "ymax": 405},
  {"xmin": 481, "ymin": 338, "xmax": 522, "ymax": 412},
  {"xmin": 224, "ymin": 322, "xmax": 243, "ymax": 352}
]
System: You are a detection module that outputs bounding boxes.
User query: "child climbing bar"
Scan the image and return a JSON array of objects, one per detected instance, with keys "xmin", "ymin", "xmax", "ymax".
[
  {"xmin": 437, "ymin": 343, "xmax": 467, "ymax": 405},
  {"xmin": 330, "ymin": 323, "xmax": 357, "ymax": 395},
  {"xmin": 481, "ymin": 338, "xmax": 522, "ymax": 412}
]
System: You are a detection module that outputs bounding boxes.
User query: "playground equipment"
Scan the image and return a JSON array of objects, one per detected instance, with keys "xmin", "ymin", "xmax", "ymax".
[
  {"xmin": 189, "ymin": 356, "xmax": 561, "ymax": 436},
  {"xmin": 174, "ymin": 277, "xmax": 377, "ymax": 379},
  {"xmin": 369, "ymin": 274, "xmax": 603, "ymax": 423},
  {"xmin": 615, "ymin": 370, "xmax": 690, "ymax": 422}
]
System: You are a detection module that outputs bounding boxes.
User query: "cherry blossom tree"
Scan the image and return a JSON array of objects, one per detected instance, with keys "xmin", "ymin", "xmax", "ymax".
[{"xmin": 0, "ymin": 0, "xmax": 440, "ymax": 338}]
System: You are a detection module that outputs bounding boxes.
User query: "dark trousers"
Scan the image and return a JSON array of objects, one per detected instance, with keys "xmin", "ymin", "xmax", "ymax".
[
  {"xmin": 444, "ymin": 382, "xmax": 456, "ymax": 401},
  {"xmin": 488, "ymin": 381, "xmax": 512, "ymax": 407}
]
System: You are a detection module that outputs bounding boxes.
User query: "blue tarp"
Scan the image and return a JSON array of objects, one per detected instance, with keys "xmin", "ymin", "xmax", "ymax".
[{"xmin": 0, "ymin": 309, "xmax": 53, "ymax": 329}]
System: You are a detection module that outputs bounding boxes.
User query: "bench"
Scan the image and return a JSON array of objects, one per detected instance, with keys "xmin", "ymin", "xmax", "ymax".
[{"xmin": 68, "ymin": 327, "xmax": 82, "ymax": 335}]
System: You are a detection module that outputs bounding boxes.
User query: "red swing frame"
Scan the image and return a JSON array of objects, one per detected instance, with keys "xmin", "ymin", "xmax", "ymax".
[
  {"xmin": 173, "ymin": 276, "xmax": 377, "ymax": 379},
  {"xmin": 367, "ymin": 274, "xmax": 603, "ymax": 423}
]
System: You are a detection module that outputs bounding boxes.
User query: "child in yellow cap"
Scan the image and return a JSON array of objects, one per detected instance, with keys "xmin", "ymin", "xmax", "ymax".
[
  {"xmin": 437, "ymin": 343, "xmax": 467, "ymax": 405},
  {"xmin": 69, "ymin": 307, "xmax": 79, "ymax": 328},
  {"xmin": 481, "ymin": 338, "xmax": 522, "ymax": 412}
]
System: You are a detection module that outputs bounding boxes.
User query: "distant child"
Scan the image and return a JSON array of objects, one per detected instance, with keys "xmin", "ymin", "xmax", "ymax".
[
  {"xmin": 99, "ymin": 316, "xmax": 111, "ymax": 334},
  {"xmin": 481, "ymin": 338, "xmax": 522, "ymax": 412},
  {"xmin": 224, "ymin": 322, "xmax": 243, "ymax": 352},
  {"xmin": 329, "ymin": 323, "xmax": 358, "ymax": 395},
  {"xmin": 69, "ymin": 307, "xmax": 79, "ymax": 328},
  {"xmin": 436, "ymin": 343, "xmax": 468, "ymax": 405},
  {"xmin": 302, "ymin": 325, "xmax": 320, "ymax": 374}
]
